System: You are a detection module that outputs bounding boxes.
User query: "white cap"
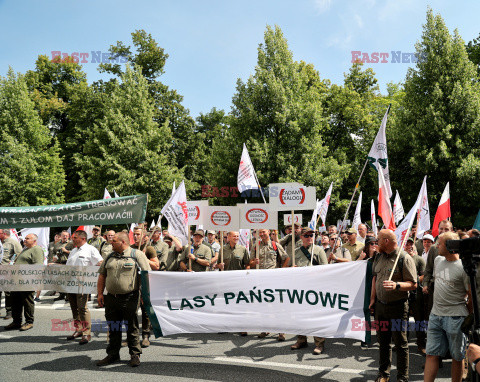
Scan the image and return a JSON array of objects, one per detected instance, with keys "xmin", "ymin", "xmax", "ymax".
[{"xmin": 422, "ymin": 234, "xmax": 434, "ymax": 242}]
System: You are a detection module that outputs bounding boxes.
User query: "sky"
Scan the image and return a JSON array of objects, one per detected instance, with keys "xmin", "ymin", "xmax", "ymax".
[{"xmin": 0, "ymin": 0, "xmax": 479, "ymax": 118}]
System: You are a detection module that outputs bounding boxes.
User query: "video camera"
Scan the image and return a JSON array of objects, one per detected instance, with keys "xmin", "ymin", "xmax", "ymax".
[{"xmin": 447, "ymin": 236, "xmax": 480, "ymax": 257}]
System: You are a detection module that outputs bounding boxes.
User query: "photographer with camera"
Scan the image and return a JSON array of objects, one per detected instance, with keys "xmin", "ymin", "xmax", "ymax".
[{"xmin": 424, "ymin": 231, "xmax": 473, "ymax": 382}]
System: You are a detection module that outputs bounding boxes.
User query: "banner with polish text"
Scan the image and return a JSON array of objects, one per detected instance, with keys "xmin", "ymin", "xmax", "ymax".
[
  {"xmin": 0, "ymin": 265, "xmax": 98, "ymax": 294},
  {"xmin": 0, "ymin": 194, "xmax": 148, "ymax": 228},
  {"xmin": 142, "ymin": 261, "xmax": 368, "ymax": 341}
]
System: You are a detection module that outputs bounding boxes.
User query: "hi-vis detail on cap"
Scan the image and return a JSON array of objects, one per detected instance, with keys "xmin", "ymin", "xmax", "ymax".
[
  {"xmin": 238, "ymin": 204, "xmax": 278, "ymax": 229},
  {"xmin": 203, "ymin": 206, "xmax": 240, "ymax": 231},
  {"xmin": 269, "ymin": 183, "xmax": 316, "ymax": 211}
]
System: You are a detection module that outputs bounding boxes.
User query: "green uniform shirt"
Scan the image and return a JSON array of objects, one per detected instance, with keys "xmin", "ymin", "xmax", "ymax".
[
  {"xmin": 180, "ymin": 243, "xmax": 212, "ymax": 272},
  {"xmin": 342, "ymin": 241, "xmax": 365, "ymax": 261},
  {"xmin": 160, "ymin": 247, "xmax": 181, "ymax": 271},
  {"xmin": 291, "ymin": 244, "xmax": 328, "ymax": 267},
  {"xmin": 280, "ymin": 234, "xmax": 302, "ymax": 258},
  {"xmin": 151, "ymin": 240, "xmax": 169, "ymax": 261},
  {"xmin": 100, "ymin": 242, "xmax": 113, "ymax": 259},
  {"xmin": 222, "ymin": 243, "xmax": 249, "ymax": 270},
  {"xmin": 53, "ymin": 240, "xmax": 74, "ymax": 264},
  {"xmin": 14, "ymin": 246, "xmax": 44, "ymax": 265},
  {"xmin": 372, "ymin": 248, "xmax": 417, "ymax": 303},
  {"xmin": 1, "ymin": 237, "xmax": 22, "ymax": 265},
  {"xmin": 411, "ymin": 253, "xmax": 426, "ymax": 276},
  {"xmin": 250, "ymin": 240, "xmax": 288, "ymax": 270},
  {"xmin": 47, "ymin": 241, "xmax": 57, "ymax": 263},
  {"xmin": 98, "ymin": 247, "xmax": 151, "ymax": 295},
  {"xmin": 131, "ymin": 243, "xmax": 157, "ymax": 260},
  {"xmin": 87, "ymin": 236, "xmax": 105, "ymax": 251}
]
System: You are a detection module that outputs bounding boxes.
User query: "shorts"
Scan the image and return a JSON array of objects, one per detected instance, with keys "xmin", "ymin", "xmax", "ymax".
[{"xmin": 426, "ymin": 313, "xmax": 466, "ymax": 361}]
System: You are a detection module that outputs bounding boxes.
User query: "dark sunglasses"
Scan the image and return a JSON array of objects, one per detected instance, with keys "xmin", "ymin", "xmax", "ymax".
[{"xmin": 302, "ymin": 234, "xmax": 314, "ymax": 238}]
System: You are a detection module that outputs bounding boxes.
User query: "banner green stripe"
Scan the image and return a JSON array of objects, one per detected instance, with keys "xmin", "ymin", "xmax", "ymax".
[{"xmin": 141, "ymin": 271, "xmax": 163, "ymax": 338}]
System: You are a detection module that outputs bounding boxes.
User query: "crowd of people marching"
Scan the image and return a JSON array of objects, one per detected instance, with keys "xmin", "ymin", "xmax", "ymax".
[{"xmin": 1, "ymin": 220, "xmax": 480, "ymax": 381}]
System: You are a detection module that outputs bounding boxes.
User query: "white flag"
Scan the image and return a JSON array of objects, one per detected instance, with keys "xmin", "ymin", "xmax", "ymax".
[
  {"xmin": 161, "ymin": 180, "xmax": 189, "ymax": 245},
  {"xmin": 393, "ymin": 190, "xmax": 404, "ymax": 225},
  {"xmin": 368, "ymin": 106, "xmax": 392, "ymax": 198},
  {"xmin": 114, "ymin": 190, "xmax": 120, "ymax": 198},
  {"xmin": 318, "ymin": 182, "xmax": 333, "ymax": 225},
  {"xmin": 9, "ymin": 229, "xmax": 20, "ymax": 242},
  {"xmin": 150, "ymin": 219, "xmax": 156, "ymax": 229},
  {"xmin": 239, "ymin": 229, "xmax": 250, "ymax": 251},
  {"xmin": 352, "ymin": 192, "xmax": 362, "ymax": 231},
  {"xmin": 370, "ymin": 200, "xmax": 377, "ymax": 237},
  {"xmin": 171, "ymin": 182, "xmax": 176, "ymax": 197},
  {"xmin": 415, "ymin": 177, "xmax": 430, "ymax": 239},
  {"xmin": 395, "ymin": 176, "xmax": 427, "ymax": 244},
  {"xmin": 308, "ymin": 200, "xmax": 319, "ymax": 230},
  {"xmin": 103, "ymin": 188, "xmax": 112, "ymax": 199},
  {"xmin": 237, "ymin": 143, "xmax": 259, "ymax": 194}
]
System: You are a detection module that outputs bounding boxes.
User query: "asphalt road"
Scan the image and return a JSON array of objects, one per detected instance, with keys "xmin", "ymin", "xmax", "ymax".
[{"xmin": 0, "ymin": 294, "xmax": 456, "ymax": 381}]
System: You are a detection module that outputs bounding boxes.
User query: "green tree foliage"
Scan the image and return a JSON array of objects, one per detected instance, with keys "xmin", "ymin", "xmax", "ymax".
[
  {"xmin": 0, "ymin": 68, "xmax": 65, "ymax": 206},
  {"xmin": 392, "ymin": 9, "xmax": 480, "ymax": 225},
  {"xmin": 99, "ymin": 30, "xmax": 202, "ymax": 189},
  {"xmin": 466, "ymin": 33, "xmax": 480, "ymax": 76},
  {"xmin": 75, "ymin": 65, "xmax": 180, "ymax": 215},
  {"xmin": 209, "ymin": 25, "xmax": 348, "ymax": 206}
]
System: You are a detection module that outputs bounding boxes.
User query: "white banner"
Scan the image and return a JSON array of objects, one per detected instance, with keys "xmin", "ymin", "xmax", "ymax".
[
  {"xmin": 238, "ymin": 204, "xmax": 278, "ymax": 229},
  {"xmin": 161, "ymin": 180, "xmax": 189, "ymax": 245},
  {"xmin": 187, "ymin": 200, "xmax": 209, "ymax": 225},
  {"xmin": 145, "ymin": 261, "xmax": 367, "ymax": 340},
  {"xmin": 202, "ymin": 206, "xmax": 240, "ymax": 231},
  {"xmin": 283, "ymin": 214, "xmax": 303, "ymax": 226},
  {"xmin": 0, "ymin": 265, "xmax": 98, "ymax": 294},
  {"xmin": 269, "ymin": 183, "xmax": 316, "ymax": 211}
]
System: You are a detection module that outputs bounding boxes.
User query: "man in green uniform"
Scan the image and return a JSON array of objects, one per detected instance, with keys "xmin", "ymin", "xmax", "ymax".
[
  {"xmin": 342, "ymin": 228, "xmax": 364, "ymax": 261},
  {"xmin": 100, "ymin": 230, "xmax": 115, "ymax": 259},
  {"xmin": 47, "ymin": 233, "xmax": 61, "ymax": 263},
  {"xmin": 290, "ymin": 227, "xmax": 328, "ymax": 354},
  {"xmin": 159, "ymin": 234, "xmax": 183, "ymax": 271},
  {"xmin": 149, "ymin": 227, "xmax": 169, "ymax": 264},
  {"xmin": 369, "ymin": 229, "xmax": 417, "ymax": 382},
  {"xmin": 96, "ymin": 232, "xmax": 151, "ymax": 367},
  {"xmin": 217, "ymin": 231, "xmax": 250, "ymax": 271},
  {"xmin": 179, "ymin": 230, "xmax": 211, "ymax": 272},
  {"xmin": 279, "ymin": 223, "xmax": 302, "ymax": 258},
  {"xmin": 87, "ymin": 226, "xmax": 105, "ymax": 251},
  {"xmin": 51, "ymin": 230, "xmax": 74, "ymax": 301},
  {"xmin": 249, "ymin": 228, "xmax": 289, "ymax": 340},
  {"xmin": 0, "ymin": 229, "xmax": 23, "ymax": 320},
  {"xmin": 131, "ymin": 227, "xmax": 159, "ymax": 348},
  {"xmin": 326, "ymin": 234, "xmax": 352, "ymax": 263},
  {"xmin": 4, "ymin": 234, "xmax": 44, "ymax": 331}
]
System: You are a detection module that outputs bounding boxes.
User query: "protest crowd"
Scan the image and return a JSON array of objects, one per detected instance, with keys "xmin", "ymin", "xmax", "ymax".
[{"xmin": 1, "ymin": 214, "xmax": 480, "ymax": 381}]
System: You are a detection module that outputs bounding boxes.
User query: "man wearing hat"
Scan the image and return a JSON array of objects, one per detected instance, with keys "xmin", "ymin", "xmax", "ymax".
[
  {"xmin": 159, "ymin": 233, "xmax": 183, "ymax": 271},
  {"xmin": 279, "ymin": 223, "xmax": 302, "ymax": 257},
  {"xmin": 206, "ymin": 230, "xmax": 220, "ymax": 269},
  {"xmin": 149, "ymin": 227, "xmax": 169, "ymax": 264},
  {"xmin": 88, "ymin": 226, "xmax": 105, "ymax": 252},
  {"xmin": 179, "ymin": 230, "xmax": 211, "ymax": 272},
  {"xmin": 342, "ymin": 228, "xmax": 364, "ymax": 261},
  {"xmin": 290, "ymin": 227, "xmax": 328, "ymax": 354}
]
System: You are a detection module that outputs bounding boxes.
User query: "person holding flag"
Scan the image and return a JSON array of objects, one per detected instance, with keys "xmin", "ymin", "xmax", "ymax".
[{"xmin": 370, "ymin": 229, "xmax": 417, "ymax": 382}]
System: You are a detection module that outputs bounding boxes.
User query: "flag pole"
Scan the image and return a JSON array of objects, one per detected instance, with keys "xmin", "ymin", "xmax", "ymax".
[
  {"xmin": 388, "ymin": 228, "xmax": 412, "ymax": 281},
  {"xmin": 188, "ymin": 226, "xmax": 192, "ymax": 271},
  {"xmin": 252, "ymin": 171, "xmax": 267, "ymax": 204},
  {"xmin": 220, "ymin": 230, "xmax": 224, "ymax": 269},
  {"xmin": 291, "ymin": 210, "xmax": 295, "ymax": 267},
  {"xmin": 256, "ymin": 230, "xmax": 260, "ymax": 270},
  {"xmin": 334, "ymin": 158, "xmax": 369, "ymax": 250}
]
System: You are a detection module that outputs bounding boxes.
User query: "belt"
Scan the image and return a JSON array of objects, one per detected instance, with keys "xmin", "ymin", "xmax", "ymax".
[
  {"xmin": 377, "ymin": 299, "xmax": 407, "ymax": 305},
  {"xmin": 109, "ymin": 290, "xmax": 139, "ymax": 298}
]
